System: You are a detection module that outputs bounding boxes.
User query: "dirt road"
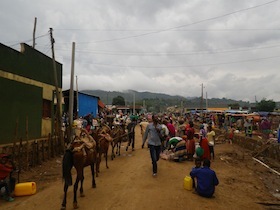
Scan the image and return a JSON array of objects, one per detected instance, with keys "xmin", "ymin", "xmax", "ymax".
[{"xmin": 2, "ymin": 125, "xmax": 280, "ymax": 210}]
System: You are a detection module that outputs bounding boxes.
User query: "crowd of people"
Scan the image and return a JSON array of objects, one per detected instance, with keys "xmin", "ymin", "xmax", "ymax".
[
  {"xmin": 139, "ymin": 113, "xmax": 219, "ymax": 197},
  {"xmin": 139, "ymin": 113, "xmax": 217, "ymax": 163},
  {"xmin": 209, "ymin": 112, "xmax": 278, "ymax": 140},
  {"xmin": 70, "ymin": 110, "xmax": 278, "ymax": 199},
  {"xmin": 2, "ymin": 109, "xmax": 279, "ymax": 202},
  {"xmin": 62, "ymin": 110, "xmax": 278, "ymax": 199},
  {"xmin": 56, "ymin": 109, "xmax": 223, "ymax": 204}
]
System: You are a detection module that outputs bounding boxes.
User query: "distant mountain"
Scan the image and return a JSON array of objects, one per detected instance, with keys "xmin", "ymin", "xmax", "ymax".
[
  {"xmin": 83, "ymin": 89, "xmax": 182, "ymax": 102},
  {"xmin": 81, "ymin": 89, "xmax": 250, "ymax": 109}
]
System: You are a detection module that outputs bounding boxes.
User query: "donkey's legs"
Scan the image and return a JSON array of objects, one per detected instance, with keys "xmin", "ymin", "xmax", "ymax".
[
  {"xmin": 91, "ymin": 163, "xmax": 96, "ymax": 188},
  {"xmin": 61, "ymin": 183, "xmax": 68, "ymax": 210},
  {"xmin": 79, "ymin": 172, "xmax": 85, "ymax": 197},
  {"xmin": 73, "ymin": 177, "xmax": 79, "ymax": 209}
]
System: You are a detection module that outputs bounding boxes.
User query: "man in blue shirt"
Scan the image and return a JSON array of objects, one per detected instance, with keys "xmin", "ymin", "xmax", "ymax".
[{"xmin": 190, "ymin": 159, "xmax": 219, "ymax": 198}]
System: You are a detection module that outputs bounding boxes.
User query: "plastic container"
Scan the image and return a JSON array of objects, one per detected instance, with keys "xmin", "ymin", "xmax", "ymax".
[
  {"xmin": 183, "ymin": 176, "xmax": 193, "ymax": 190},
  {"xmin": 14, "ymin": 182, "xmax": 37, "ymax": 196}
]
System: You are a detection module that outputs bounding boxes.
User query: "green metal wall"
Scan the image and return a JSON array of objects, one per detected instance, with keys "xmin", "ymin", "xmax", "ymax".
[
  {"xmin": 0, "ymin": 77, "xmax": 42, "ymax": 144},
  {"xmin": 0, "ymin": 43, "xmax": 62, "ymax": 87}
]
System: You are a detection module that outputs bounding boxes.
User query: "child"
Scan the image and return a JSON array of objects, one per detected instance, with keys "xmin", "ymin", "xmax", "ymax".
[
  {"xmin": 192, "ymin": 158, "xmax": 202, "ymax": 190},
  {"xmin": 228, "ymin": 126, "xmax": 235, "ymax": 144}
]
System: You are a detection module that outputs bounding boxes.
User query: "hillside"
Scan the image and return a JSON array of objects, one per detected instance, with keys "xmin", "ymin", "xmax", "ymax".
[
  {"xmin": 82, "ymin": 89, "xmax": 250, "ymax": 109},
  {"xmin": 83, "ymin": 89, "xmax": 185, "ymax": 104}
]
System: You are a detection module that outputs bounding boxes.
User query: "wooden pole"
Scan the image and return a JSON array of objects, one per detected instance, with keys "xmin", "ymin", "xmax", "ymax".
[
  {"xmin": 12, "ymin": 118, "xmax": 19, "ymax": 182},
  {"xmin": 12, "ymin": 119, "xmax": 18, "ymax": 161},
  {"xmin": 69, "ymin": 42, "xmax": 76, "ymax": 143},
  {"xmin": 18, "ymin": 138, "xmax": 23, "ymax": 183},
  {"xmin": 42, "ymin": 140, "xmax": 45, "ymax": 162},
  {"xmin": 49, "ymin": 28, "xmax": 64, "ymax": 153},
  {"xmin": 200, "ymin": 83, "xmax": 205, "ymax": 119},
  {"xmin": 133, "ymin": 92, "xmax": 135, "ymax": 115},
  {"xmin": 48, "ymin": 133, "xmax": 51, "ymax": 159},
  {"xmin": 253, "ymin": 157, "xmax": 280, "ymax": 176},
  {"xmin": 200, "ymin": 83, "xmax": 203, "ymax": 117},
  {"xmin": 76, "ymin": 75, "xmax": 79, "ymax": 117},
  {"xmin": 32, "ymin": 17, "xmax": 37, "ymax": 48},
  {"xmin": 206, "ymin": 91, "xmax": 208, "ymax": 111},
  {"xmin": 36, "ymin": 140, "xmax": 39, "ymax": 165},
  {"xmin": 25, "ymin": 116, "xmax": 29, "ymax": 169}
]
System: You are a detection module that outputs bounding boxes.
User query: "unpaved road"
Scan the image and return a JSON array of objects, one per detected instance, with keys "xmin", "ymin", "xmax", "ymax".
[{"xmin": 2, "ymin": 125, "xmax": 280, "ymax": 210}]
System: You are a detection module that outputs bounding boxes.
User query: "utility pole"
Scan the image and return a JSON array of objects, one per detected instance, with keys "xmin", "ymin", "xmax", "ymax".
[
  {"xmin": 200, "ymin": 83, "xmax": 205, "ymax": 118},
  {"xmin": 181, "ymin": 100, "xmax": 183, "ymax": 116},
  {"xmin": 206, "ymin": 91, "xmax": 208, "ymax": 111},
  {"xmin": 133, "ymin": 92, "xmax": 135, "ymax": 115},
  {"xmin": 50, "ymin": 28, "xmax": 63, "ymax": 151},
  {"xmin": 69, "ymin": 42, "xmax": 76, "ymax": 142},
  {"xmin": 32, "ymin": 17, "xmax": 37, "ymax": 48},
  {"xmin": 107, "ymin": 93, "xmax": 109, "ymax": 105},
  {"xmin": 76, "ymin": 75, "xmax": 79, "ymax": 117}
]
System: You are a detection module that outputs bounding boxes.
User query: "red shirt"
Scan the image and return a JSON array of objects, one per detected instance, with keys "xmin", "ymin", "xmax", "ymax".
[
  {"xmin": 167, "ymin": 123, "xmax": 176, "ymax": 137},
  {"xmin": 0, "ymin": 163, "xmax": 13, "ymax": 180}
]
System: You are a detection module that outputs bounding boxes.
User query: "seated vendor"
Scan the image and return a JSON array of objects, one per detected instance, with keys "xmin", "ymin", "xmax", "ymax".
[
  {"xmin": 167, "ymin": 136, "xmax": 182, "ymax": 150},
  {"xmin": 190, "ymin": 159, "xmax": 219, "ymax": 198},
  {"xmin": 0, "ymin": 154, "xmax": 15, "ymax": 202}
]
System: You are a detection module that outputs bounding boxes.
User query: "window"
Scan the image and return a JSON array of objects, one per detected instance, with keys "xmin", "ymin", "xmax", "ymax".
[{"xmin": 42, "ymin": 99, "xmax": 51, "ymax": 118}]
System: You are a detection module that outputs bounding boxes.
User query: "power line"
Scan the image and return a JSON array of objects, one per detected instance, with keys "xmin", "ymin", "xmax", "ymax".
[
  {"xmin": 53, "ymin": 43, "xmax": 280, "ymax": 56},
  {"xmin": 8, "ymin": 33, "xmax": 49, "ymax": 47},
  {"xmin": 42, "ymin": 43, "xmax": 52, "ymax": 55},
  {"xmin": 79, "ymin": 54, "xmax": 280, "ymax": 69},
  {"xmin": 55, "ymin": 28, "xmax": 280, "ymax": 32},
  {"xmin": 62, "ymin": 0, "xmax": 279, "ymax": 44}
]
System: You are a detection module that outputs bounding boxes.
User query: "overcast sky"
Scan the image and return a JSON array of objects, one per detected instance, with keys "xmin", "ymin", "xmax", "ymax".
[{"xmin": 1, "ymin": 0, "xmax": 280, "ymax": 102}]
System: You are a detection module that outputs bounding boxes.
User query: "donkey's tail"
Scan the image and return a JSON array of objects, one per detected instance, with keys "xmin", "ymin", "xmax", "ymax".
[{"xmin": 62, "ymin": 150, "xmax": 73, "ymax": 186}]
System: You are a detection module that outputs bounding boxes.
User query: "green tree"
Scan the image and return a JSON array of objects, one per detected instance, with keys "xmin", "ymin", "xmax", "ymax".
[
  {"xmin": 256, "ymin": 99, "xmax": 276, "ymax": 112},
  {"xmin": 228, "ymin": 103, "xmax": 240, "ymax": 109},
  {"xmin": 112, "ymin": 95, "xmax": 125, "ymax": 106}
]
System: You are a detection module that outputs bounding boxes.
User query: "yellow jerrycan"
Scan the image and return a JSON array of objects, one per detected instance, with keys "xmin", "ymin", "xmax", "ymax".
[
  {"xmin": 14, "ymin": 182, "xmax": 37, "ymax": 196},
  {"xmin": 183, "ymin": 176, "xmax": 193, "ymax": 190}
]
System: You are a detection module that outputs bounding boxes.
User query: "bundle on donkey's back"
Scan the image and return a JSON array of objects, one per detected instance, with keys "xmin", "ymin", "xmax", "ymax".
[
  {"xmin": 90, "ymin": 124, "xmax": 113, "ymax": 176},
  {"xmin": 61, "ymin": 128, "xmax": 97, "ymax": 210},
  {"xmin": 110, "ymin": 124, "xmax": 127, "ymax": 160}
]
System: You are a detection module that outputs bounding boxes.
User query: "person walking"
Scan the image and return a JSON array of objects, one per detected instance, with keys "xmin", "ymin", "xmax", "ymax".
[
  {"xmin": 139, "ymin": 118, "xmax": 149, "ymax": 138},
  {"xmin": 160, "ymin": 119, "xmax": 169, "ymax": 151},
  {"xmin": 244, "ymin": 118, "xmax": 249, "ymax": 136},
  {"xmin": 207, "ymin": 125, "xmax": 216, "ymax": 160},
  {"xmin": 126, "ymin": 117, "xmax": 137, "ymax": 151},
  {"xmin": 199, "ymin": 125, "xmax": 210, "ymax": 160},
  {"xmin": 246, "ymin": 118, "xmax": 253, "ymax": 137},
  {"xmin": 190, "ymin": 159, "xmax": 219, "ymax": 198},
  {"xmin": 142, "ymin": 115, "xmax": 162, "ymax": 177},
  {"xmin": 185, "ymin": 121, "xmax": 195, "ymax": 161},
  {"xmin": 166, "ymin": 119, "xmax": 176, "ymax": 138}
]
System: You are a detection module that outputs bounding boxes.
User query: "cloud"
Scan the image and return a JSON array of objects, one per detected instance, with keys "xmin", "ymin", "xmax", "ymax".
[{"xmin": 1, "ymin": 0, "xmax": 280, "ymax": 102}]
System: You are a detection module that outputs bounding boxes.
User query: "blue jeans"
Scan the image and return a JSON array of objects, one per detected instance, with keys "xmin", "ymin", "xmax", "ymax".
[{"xmin": 149, "ymin": 145, "xmax": 161, "ymax": 174}]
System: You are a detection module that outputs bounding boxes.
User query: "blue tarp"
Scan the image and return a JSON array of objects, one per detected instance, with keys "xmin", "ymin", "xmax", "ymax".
[
  {"xmin": 225, "ymin": 110, "xmax": 249, "ymax": 114},
  {"xmin": 257, "ymin": 111, "xmax": 269, "ymax": 117}
]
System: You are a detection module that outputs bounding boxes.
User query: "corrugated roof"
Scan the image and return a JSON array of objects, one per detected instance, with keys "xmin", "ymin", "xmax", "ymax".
[{"xmin": 98, "ymin": 100, "xmax": 105, "ymax": 108}]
